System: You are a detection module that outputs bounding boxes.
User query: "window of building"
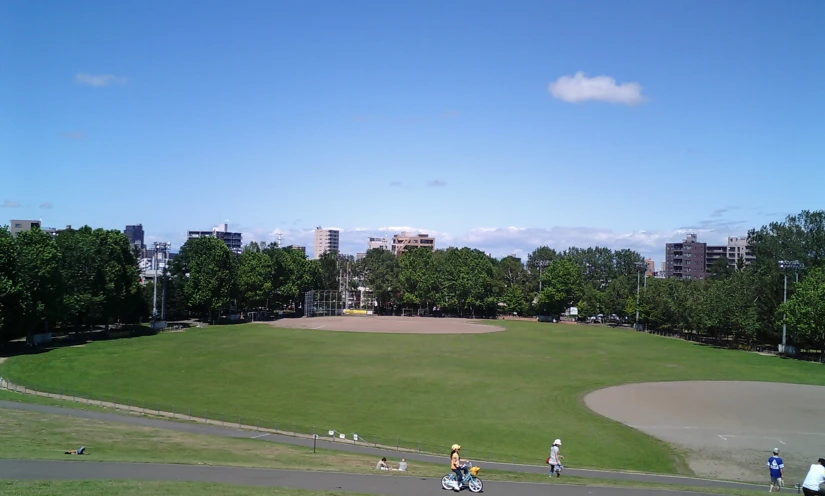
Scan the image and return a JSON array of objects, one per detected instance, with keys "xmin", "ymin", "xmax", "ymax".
[{"xmin": 14, "ymin": 223, "xmax": 21, "ymax": 228}]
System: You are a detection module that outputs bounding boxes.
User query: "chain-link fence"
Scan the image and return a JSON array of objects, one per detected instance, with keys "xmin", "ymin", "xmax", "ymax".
[{"xmin": 0, "ymin": 378, "xmax": 532, "ymax": 465}]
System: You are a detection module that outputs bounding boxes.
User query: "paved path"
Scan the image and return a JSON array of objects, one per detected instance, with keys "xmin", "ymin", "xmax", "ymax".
[
  {"xmin": 0, "ymin": 459, "xmax": 729, "ymax": 496},
  {"xmin": 0, "ymin": 399, "xmax": 762, "ymax": 492}
]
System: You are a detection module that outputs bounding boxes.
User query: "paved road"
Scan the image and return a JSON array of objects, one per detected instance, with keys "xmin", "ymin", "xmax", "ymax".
[
  {"xmin": 0, "ymin": 400, "xmax": 762, "ymax": 493},
  {"xmin": 0, "ymin": 460, "xmax": 731, "ymax": 496}
]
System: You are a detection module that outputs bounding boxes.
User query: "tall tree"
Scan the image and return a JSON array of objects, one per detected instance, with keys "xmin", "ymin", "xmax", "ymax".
[
  {"xmin": 536, "ymin": 258, "xmax": 584, "ymax": 317},
  {"xmin": 0, "ymin": 227, "xmax": 23, "ymax": 345},
  {"xmin": 398, "ymin": 247, "xmax": 437, "ymax": 310},
  {"xmin": 239, "ymin": 246, "xmax": 274, "ymax": 311},
  {"xmin": 778, "ymin": 266, "xmax": 825, "ymax": 361},
  {"xmin": 357, "ymin": 248, "xmax": 399, "ymax": 313},
  {"xmin": 16, "ymin": 227, "xmax": 62, "ymax": 338},
  {"xmin": 175, "ymin": 237, "xmax": 237, "ymax": 323}
]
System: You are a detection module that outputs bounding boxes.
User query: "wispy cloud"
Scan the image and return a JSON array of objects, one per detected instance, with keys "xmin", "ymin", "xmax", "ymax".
[
  {"xmin": 390, "ymin": 181, "xmax": 403, "ymax": 187},
  {"xmin": 75, "ymin": 73, "xmax": 129, "ymax": 87},
  {"xmin": 427, "ymin": 179, "xmax": 447, "ymax": 188},
  {"xmin": 60, "ymin": 131, "xmax": 86, "ymax": 140},
  {"xmin": 235, "ymin": 223, "xmax": 739, "ymax": 261},
  {"xmin": 40, "ymin": 202, "xmax": 53, "ymax": 209},
  {"xmin": 548, "ymin": 72, "xmax": 646, "ymax": 105},
  {"xmin": 1, "ymin": 200, "xmax": 21, "ymax": 208}
]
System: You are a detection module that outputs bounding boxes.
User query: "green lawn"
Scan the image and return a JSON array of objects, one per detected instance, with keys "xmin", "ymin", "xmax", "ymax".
[
  {"xmin": 0, "ymin": 407, "xmax": 767, "ymax": 496},
  {"xmin": 2, "ymin": 320, "xmax": 822, "ymax": 475},
  {"xmin": 0, "ymin": 481, "xmax": 375, "ymax": 496}
]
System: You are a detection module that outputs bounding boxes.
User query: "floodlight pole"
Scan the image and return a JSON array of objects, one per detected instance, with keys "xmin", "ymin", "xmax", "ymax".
[
  {"xmin": 634, "ymin": 262, "xmax": 647, "ymax": 331},
  {"xmin": 536, "ymin": 260, "xmax": 550, "ymax": 292}
]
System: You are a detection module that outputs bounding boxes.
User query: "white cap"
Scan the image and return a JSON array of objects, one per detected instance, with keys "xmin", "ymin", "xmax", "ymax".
[
  {"xmin": 554, "ymin": 439, "xmax": 562, "ymax": 446},
  {"xmin": 773, "ymin": 448, "xmax": 780, "ymax": 454}
]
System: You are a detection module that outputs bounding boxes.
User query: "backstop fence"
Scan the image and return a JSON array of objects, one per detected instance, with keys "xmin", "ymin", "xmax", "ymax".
[{"xmin": 304, "ymin": 289, "xmax": 376, "ymax": 317}]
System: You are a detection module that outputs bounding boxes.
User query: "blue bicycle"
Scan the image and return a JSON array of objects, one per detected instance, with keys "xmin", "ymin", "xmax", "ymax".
[{"xmin": 441, "ymin": 462, "xmax": 484, "ymax": 492}]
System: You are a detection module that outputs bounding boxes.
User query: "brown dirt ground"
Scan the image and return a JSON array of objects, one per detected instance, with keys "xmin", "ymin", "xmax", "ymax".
[
  {"xmin": 584, "ymin": 381, "xmax": 825, "ymax": 483},
  {"xmin": 268, "ymin": 315, "xmax": 505, "ymax": 334}
]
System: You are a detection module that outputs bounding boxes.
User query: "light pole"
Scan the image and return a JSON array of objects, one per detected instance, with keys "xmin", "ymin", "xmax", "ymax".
[
  {"xmin": 536, "ymin": 260, "xmax": 550, "ymax": 292},
  {"xmin": 778, "ymin": 259, "xmax": 803, "ymax": 353},
  {"xmin": 152, "ymin": 242, "xmax": 171, "ymax": 325},
  {"xmin": 634, "ymin": 262, "xmax": 647, "ymax": 331}
]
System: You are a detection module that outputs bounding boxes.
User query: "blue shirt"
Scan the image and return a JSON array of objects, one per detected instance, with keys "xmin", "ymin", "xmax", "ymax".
[{"xmin": 768, "ymin": 456, "xmax": 784, "ymax": 478}]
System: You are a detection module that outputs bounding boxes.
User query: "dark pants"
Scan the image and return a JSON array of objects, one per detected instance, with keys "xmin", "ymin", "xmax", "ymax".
[
  {"xmin": 453, "ymin": 467, "xmax": 466, "ymax": 484},
  {"xmin": 803, "ymin": 488, "xmax": 825, "ymax": 496}
]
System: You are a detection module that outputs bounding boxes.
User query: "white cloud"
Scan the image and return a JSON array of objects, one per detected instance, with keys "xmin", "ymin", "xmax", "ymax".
[
  {"xmin": 75, "ymin": 73, "xmax": 129, "ymax": 87},
  {"xmin": 39, "ymin": 202, "xmax": 53, "ymax": 209},
  {"xmin": 1, "ymin": 200, "xmax": 21, "ymax": 208},
  {"xmin": 427, "ymin": 179, "xmax": 447, "ymax": 188},
  {"xmin": 548, "ymin": 72, "xmax": 646, "ymax": 105}
]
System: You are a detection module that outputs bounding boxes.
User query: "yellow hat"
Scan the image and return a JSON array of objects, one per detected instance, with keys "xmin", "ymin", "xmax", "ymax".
[{"xmin": 451, "ymin": 444, "xmax": 461, "ymax": 451}]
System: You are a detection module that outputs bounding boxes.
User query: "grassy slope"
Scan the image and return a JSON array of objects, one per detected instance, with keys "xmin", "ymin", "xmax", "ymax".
[
  {"xmin": 0, "ymin": 407, "xmax": 766, "ymax": 496},
  {"xmin": 2, "ymin": 320, "xmax": 823, "ymax": 475}
]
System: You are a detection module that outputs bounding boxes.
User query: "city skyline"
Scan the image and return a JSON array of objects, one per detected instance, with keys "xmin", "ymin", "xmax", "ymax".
[
  {"xmin": 5, "ymin": 214, "xmax": 759, "ymax": 264},
  {"xmin": 3, "ymin": 1, "xmax": 822, "ymax": 263}
]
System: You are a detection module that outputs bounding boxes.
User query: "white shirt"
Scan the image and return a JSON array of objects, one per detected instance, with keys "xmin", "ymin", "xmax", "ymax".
[
  {"xmin": 802, "ymin": 464, "xmax": 825, "ymax": 490},
  {"xmin": 549, "ymin": 446, "xmax": 560, "ymax": 465}
]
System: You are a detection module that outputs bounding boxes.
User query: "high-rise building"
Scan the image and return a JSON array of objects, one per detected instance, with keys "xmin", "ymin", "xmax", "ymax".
[
  {"xmin": 285, "ymin": 245, "xmax": 306, "ymax": 254},
  {"xmin": 664, "ymin": 233, "xmax": 707, "ymax": 280},
  {"xmin": 392, "ymin": 232, "xmax": 435, "ymax": 256},
  {"xmin": 706, "ymin": 236, "xmax": 755, "ymax": 269},
  {"xmin": 645, "ymin": 258, "xmax": 655, "ymax": 277},
  {"xmin": 125, "ymin": 224, "xmax": 145, "ymax": 250},
  {"xmin": 368, "ymin": 237, "xmax": 389, "ymax": 251},
  {"xmin": 314, "ymin": 227, "xmax": 340, "ymax": 259},
  {"xmin": 187, "ymin": 223, "xmax": 243, "ymax": 254}
]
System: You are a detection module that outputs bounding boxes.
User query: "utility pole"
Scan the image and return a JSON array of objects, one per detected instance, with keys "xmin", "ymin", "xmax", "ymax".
[
  {"xmin": 778, "ymin": 260, "xmax": 803, "ymax": 353},
  {"xmin": 634, "ymin": 262, "xmax": 647, "ymax": 331},
  {"xmin": 152, "ymin": 242, "xmax": 171, "ymax": 326},
  {"xmin": 536, "ymin": 260, "xmax": 550, "ymax": 292}
]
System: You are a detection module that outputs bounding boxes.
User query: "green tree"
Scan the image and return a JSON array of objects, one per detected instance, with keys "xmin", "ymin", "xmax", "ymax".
[
  {"xmin": 536, "ymin": 258, "xmax": 583, "ymax": 317},
  {"xmin": 708, "ymin": 256, "xmax": 734, "ymax": 280},
  {"xmin": 239, "ymin": 246, "xmax": 274, "ymax": 311},
  {"xmin": 357, "ymin": 248, "xmax": 399, "ymax": 313},
  {"xmin": 16, "ymin": 226, "xmax": 62, "ymax": 339},
  {"xmin": 0, "ymin": 227, "xmax": 23, "ymax": 345},
  {"xmin": 398, "ymin": 247, "xmax": 437, "ymax": 310},
  {"xmin": 54, "ymin": 226, "xmax": 100, "ymax": 331},
  {"xmin": 175, "ymin": 237, "xmax": 237, "ymax": 323},
  {"xmin": 778, "ymin": 266, "xmax": 825, "ymax": 361}
]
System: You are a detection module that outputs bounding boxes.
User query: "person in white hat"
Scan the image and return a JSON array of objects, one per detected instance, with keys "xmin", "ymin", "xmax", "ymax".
[
  {"xmin": 767, "ymin": 447, "xmax": 784, "ymax": 492},
  {"xmin": 548, "ymin": 439, "xmax": 564, "ymax": 478}
]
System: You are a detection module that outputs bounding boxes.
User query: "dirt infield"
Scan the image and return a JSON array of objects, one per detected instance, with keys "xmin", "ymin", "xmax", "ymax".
[
  {"xmin": 269, "ymin": 315, "xmax": 504, "ymax": 334},
  {"xmin": 585, "ymin": 381, "xmax": 825, "ymax": 483}
]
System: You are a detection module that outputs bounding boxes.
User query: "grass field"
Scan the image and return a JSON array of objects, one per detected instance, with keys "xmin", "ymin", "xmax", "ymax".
[
  {"xmin": 2, "ymin": 319, "xmax": 823, "ymax": 475},
  {"xmin": 0, "ymin": 481, "xmax": 374, "ymax": 496},
  {"xmin": 0, "ymin": 407, "xmax": 767, "ymax": 496}
]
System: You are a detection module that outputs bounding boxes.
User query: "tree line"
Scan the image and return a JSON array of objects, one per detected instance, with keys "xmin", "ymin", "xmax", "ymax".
[{"xmin": 2, "ymin": 209, "xmax": 823, "ymax": 358}]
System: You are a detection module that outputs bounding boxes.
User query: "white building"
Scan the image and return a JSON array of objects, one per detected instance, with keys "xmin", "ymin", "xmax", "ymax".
[
  {"xmin": 368, "ymin": 236, "xmax": 389, "ymax": 251},
  {"xmin": 314, "ymin": 226, "xmax": 340, "ymax": 259},
  {"xmin": 187, "ymin": 223, "xmax": 243, "ymax": 254}
]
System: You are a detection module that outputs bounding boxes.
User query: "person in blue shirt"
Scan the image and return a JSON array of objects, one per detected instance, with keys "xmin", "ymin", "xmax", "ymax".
[{"xmin": 767, "ymin": 448, "xmax": 785, "ymax": 492}]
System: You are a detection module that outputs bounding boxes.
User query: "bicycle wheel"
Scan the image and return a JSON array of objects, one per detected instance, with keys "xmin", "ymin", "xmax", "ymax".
[{"xmin": 468, "ymin": 477, "xmax": 483, "ymax": 493}]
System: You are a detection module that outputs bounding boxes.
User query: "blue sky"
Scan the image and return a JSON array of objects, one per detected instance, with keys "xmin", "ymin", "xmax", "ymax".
[{"xmin": 2, "ymin": 0, "xmax": 823, "ymax": 262}]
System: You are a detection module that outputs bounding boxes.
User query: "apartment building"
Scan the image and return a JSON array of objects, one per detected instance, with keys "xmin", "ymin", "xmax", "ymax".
[
  {"xmin": 706, "ymin": 236, "xmax": 755, "ymax": 269},
  {"xmin": 9, "ymin": 219, "xmax": 70, "ymax": 237},
  {"xmin": 663, "ymin": 234, "xmax": 707, "ymax": 280},
  {"xmin": 9, "ymin": 219, "xmax": 41, "ymax": 236},
  {"xmin": 187, "ymin": 223, "xmax": 243, "ymax": 254},
  {"xmin": 645, "ymin": 258, "xmax": 655, "ymax": 277},
  {"xmin": 392, "ymin": 232, "xmax": 435, "ymax": 256},
  {"xmin": 368, "ymin": 237, "xmax": 389, "ymax": 251},
  {"xmin": 313, "ymin": 226, "xmax": 340, "ymax": 259}
]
